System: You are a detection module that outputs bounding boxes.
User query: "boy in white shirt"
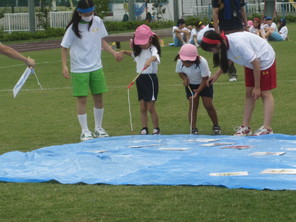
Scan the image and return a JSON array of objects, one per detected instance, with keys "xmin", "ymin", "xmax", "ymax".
[{"xmin": 172, "ymin": 19, "xmax": 191, "ymax": 47}]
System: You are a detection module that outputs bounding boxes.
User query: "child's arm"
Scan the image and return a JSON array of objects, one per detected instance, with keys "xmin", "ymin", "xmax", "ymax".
[
  {"xmin": 144, "ymin": 56, "xmax": 157, "ymax": 70},
  {"xmin": 192, "ymin": 76, "xmax": 208, "ymax": 98},
  {"xmin": 0, "ymin": 43, "xmax": 35, "ymax": 67},
  {"xmin": 61, "ymin": 47, "xmax": 70, "ymax": 79},
  {"xmin": 101, "ymin": 39, "xmax": 123, "ymax": 61},
  {"xmin": 178, "ymin": 73, "xmax": 189, "ymax": 86},
  {"xmin": 121, "ymin": 50, "xmax": 133, "ymax": 57}
]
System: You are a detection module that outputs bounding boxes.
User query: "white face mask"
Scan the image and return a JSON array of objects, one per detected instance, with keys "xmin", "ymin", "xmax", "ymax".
[{"xmin": 81, "ymin": 14, "xmax": 94, "ymax": 22}]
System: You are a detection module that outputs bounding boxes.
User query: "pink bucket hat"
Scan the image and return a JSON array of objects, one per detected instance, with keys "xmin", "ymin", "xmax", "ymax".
[
  {"xmin": 179, "ymin": 44, "xmax": 198, "ymax": 61},
  {"xmin": 247, "ymin": 20, "xmax": 253, "ymax": 26},
  {"xmin": 134, "ymin": 24, "xmax": 155, "ymax": 45}
]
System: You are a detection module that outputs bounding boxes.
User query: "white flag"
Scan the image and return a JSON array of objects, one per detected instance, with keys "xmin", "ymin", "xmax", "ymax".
[{"xmin": 13, "ymin": 67, "xmax": 33, "ymax": 98}]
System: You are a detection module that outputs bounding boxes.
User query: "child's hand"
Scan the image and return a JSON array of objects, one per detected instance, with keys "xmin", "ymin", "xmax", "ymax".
[
  {"xmin": 114, "ymin": 51, "xmax": 123, "ymax": 61},
  {"xmin": 183, "ymin": 79, "xmax": 189, "ymax": 86},
  {"xmin": 63, "ymin": 66, "xmax": 70, "ymax": 79},
  {"xmin": 143, "ymin": 60, "xmax": 151, "ymax": 70},
  {"xmin": 26, "ymin": 57, "xmax": 35, "ymax": 68}
]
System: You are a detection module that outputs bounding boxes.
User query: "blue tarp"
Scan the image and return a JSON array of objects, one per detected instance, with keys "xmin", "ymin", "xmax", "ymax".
[{"xmin": 1, "ymin": 134, "xmax": 296, "ymax": 190}]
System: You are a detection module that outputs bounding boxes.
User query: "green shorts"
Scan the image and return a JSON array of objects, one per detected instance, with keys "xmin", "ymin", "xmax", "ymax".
[{"xmin": 71, "ymin": 68, "xmax": 108, "ymax": 97}]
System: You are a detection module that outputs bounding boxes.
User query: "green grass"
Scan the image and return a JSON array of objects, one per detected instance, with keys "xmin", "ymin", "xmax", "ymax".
[{"xmin": 1, "ymin": 24, "xmax": 296, "ymax": 221}]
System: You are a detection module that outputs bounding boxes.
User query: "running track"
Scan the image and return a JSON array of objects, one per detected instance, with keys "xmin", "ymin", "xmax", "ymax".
[{"xmin": 8, "ymin": 28, "xmax": 171, "ymax": 52}]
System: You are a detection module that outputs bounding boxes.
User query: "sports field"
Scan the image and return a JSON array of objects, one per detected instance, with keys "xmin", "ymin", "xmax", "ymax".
[{"xmin": 1, "ymin": 24, "xmax": 296, "ymax": 221}]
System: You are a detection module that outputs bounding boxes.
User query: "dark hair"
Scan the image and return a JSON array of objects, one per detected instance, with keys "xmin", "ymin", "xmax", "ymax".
[
  {"xmin": 174, "ymin": 54, "xmax": 201, "ymax": 68},
  {"xmin": 253, "ymin": 18, "xmax": 261, "ymax": 29},
  {"xmin": 200, "ymin": 30, "xmax": 229, "ymax": 73},
  {"xmin": 177, "ymin": 18, "xmax": 185, "ymax": 26},
  {"xmin": 132, "ymin": 35, "xmax": 161, "ymax": 57},
  {"xmin": 194, "ymin": 20, "xmax": 203, "ymax": 29},
  {"xmin": 279, "ymin": 18, "xmax": 286, "ymax": 32},
  {"xmin": 66, "ymin": 0, "xmax": 94, "ymax": 38}
]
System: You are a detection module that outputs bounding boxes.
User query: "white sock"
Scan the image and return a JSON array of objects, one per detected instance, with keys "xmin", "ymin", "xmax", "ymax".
[
  {"xmin": 77, "ymin": 114, "xmax": 89, "ymax": 132},
  {"xmin": 94, "ymin": 107, "xmax": 104, "ymax": 130}
]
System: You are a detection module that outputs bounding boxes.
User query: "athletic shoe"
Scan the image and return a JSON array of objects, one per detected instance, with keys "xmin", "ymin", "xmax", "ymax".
[
  {"xmin": 212, "ymin": 125, "xmax": 222, "ymax": 135},
  {"xmin": 252, "ymin": 126, "xmax": 273, "ymax": 136},
  {"xmin": 80, "ymin": 130, "xmax": 93, "ymax": 142},
  {"xmin": 140, "ymin": 127, "xmax": 149, "ymax": 135},
  {"xmin": 229, "ymin": 77, "xmax": 237, "ymax": 82},
  {"xmin": 191, "ymin": 128, "xmax": 199, "ymax": 135},
  {"xmin": 152, "ymin": 128, "xmax": 161, "ymax": 135},
  {"xmin": 234, "ymin": 125, "xmax": 252, "ymax": 136},
  {"xmin": 93, "ymin": 128, "xmax": 109, "ymax": 138}
]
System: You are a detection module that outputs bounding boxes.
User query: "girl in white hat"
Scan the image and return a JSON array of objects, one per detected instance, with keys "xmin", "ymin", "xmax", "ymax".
[{"xmin": 175, "ymin": 44, "xmax": 221, "ymax": 135}]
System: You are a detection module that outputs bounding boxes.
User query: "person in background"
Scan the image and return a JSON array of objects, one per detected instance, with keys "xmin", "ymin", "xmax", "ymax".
[
  {"xmin": 212, "ymin": 0, "xmax": 248, "ymax": 82},
  {"xmin": 265, "ymin": 18, "xmax": 288, "ymax": 41},
  {"xmin": 172, "ymin": 18, "xmax": 191, "ymax": 47},
  {"xmin": 249, "ymin": 18, "xmax": 266, "ymax": 39},
  {"xmin": 263, "ymin": 17, "xmax": 278, "ymax": 34},
  {"xmin": 189, "ymin": 20, "xmax": 204, "ymax": 47}
]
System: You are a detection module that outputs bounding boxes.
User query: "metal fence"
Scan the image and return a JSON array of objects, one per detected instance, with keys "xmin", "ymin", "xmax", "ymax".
[
  {"xmin": 0, "ymin": 11, "xmax": 73, "ymax": 33},
  {"xmin": 181, "ymin": 2, "xmax": 296, "ymax": 18},
  {"xmin": 0, "ymin": 2, "xmax": 295, "ymax": 33}
]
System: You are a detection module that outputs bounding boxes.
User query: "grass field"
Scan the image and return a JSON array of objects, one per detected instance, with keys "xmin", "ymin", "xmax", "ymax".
[{"xmin": 1, "ymin": 24, "xmax": 296, "ymax": 221}]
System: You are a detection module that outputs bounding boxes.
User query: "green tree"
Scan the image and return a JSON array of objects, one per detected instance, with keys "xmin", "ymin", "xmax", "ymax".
[{"xmin": 93, "ymin": 0, "xmax": 110, "ymax": 18}]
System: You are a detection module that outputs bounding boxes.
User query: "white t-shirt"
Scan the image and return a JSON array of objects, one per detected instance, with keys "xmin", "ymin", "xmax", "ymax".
[
  {"xmin": 61, "ymin": 16, "xmax": 108, "ymax": 73},
  {"xmin": 189, "ymin": 28, "xmax": 199, "ymax": 43},
  {"xmin": 226, "ymin": 31, "xmax": 275, "ymax": 70},
  {"xmin": 132, "ymin": 45, "xmax": 160, "ymax": 74},
  {"xmin": 197, "ymin": 25, "xmax": 215, "ymax": 42},
  {"xmin": 172, "ymin": 26, "xmax": 190, "ymax": 39},
  {"xmin": 249, "ymin": 26, "xmax": 265, "ymax": 35},
  {"xmin": 279, "ymin": 26, "xmax": 288, "ymax": 40},
  {"xmin": 262, "ymin": 22, "xmax": 278, "ymax": 32},
  {"xmin": 175, "ymin": 56, "xmax": 211, "ymax": 85}
]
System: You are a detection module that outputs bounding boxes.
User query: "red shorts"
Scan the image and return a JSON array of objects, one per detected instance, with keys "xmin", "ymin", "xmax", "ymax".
[{"xmin": 244, "ymin": 60, "xmax": 277, "ymax": 91}]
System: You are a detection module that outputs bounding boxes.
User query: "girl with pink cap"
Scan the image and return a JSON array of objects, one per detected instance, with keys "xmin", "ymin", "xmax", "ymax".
[
  {"xmin": 122, "ymin": 24, "xmax": 161, "ymax": 135},
  {"xmin": 175, "ymin": 44, "xmax": 221, "ymax": 135}
]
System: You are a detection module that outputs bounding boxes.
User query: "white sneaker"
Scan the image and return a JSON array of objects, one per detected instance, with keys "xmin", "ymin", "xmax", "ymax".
[
  {"xmin": 94, "ymin": 128, "xmax": 109, "ymax": 138},
  {"xmin": 229, "ymin": 77, "xmax": 237, "ymax": 82},
  {"xmin": 80, "ymin": 130, "xmax": 93, "ymax": 141},
  {"xmin": 234, "ymin": 126, "xmax": 252, "ymax": 136},
  {"xmin": 252, "ymin": 126, "xmax": 273, "ymax": 136}
]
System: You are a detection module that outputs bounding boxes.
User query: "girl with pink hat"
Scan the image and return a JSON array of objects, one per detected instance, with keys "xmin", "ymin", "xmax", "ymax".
[
  {"xmin": 175, "ymin": 44, "xmax": 221, "ymax": 135},
  {"xmin": 122, "ymin": 24, "xmax": 161, "ymax": 135}
]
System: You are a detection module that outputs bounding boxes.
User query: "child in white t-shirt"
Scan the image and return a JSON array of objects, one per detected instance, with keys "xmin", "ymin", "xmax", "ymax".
[
  {"xmin": 200, "ymin": 30, "xmax": 276, "ymax": 136},
  {"xmin": 189, "ymin": 20, "xmax": 203, "ymax": 47},
  {"xmin": 61, "ymin": 0, "xmax": 122, "ymax": 142},
  {"xmin": 175, "ymin": 44, "xmax": 221, "ymax": 135},
  {"xmin": 265, "ymin": 18, "xmax": 288, "ymax": 41},
  {"xmin": 172, "ymin": 19, "xmax": 191, "ymax": 47},
  {"xmin": 122, "ymin": 25, "xmax": 161, "ymax": 135},
  {"xmin": 249, "ymin": 18, "xmax": 266, "ymax": 39}
]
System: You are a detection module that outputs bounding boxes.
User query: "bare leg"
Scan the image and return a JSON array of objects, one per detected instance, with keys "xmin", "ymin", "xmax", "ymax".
[
  {"xmin": 261, "ymin": 90, "xmax": 274, "ymax": 129},
  {"xmin": 188, "ymin": 96, "xmax": 199, "ymax": 129},
  {"xmin": 202, "ymin": 96, "xmax": 219, "ymax": 126},
  {"xmin": 92, "ymin": 94, "xmax": 103, "ymax": 109},
  {"xmin": 77, "ymin": 96, "xmax": 88, "ymax": 114},
  {"xmin": 147, "ymin": 101, "xmax": 159, "ymax": 128},
  {"xmin": 175, "ymin": 32, "xmax": 185, "ymax": 44},
  {"xmin": 242, "ymin": 87, "xmax": 256, "ymax": 127},
  {"xmin": 140, "ymin": 100, "xmax": 148, "ymax": 128}
]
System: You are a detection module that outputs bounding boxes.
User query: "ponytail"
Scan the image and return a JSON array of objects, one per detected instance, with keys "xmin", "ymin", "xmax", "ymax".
[{"xmin": 200, "ymin": 30, "xmax": 229, "ymax": 73}]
